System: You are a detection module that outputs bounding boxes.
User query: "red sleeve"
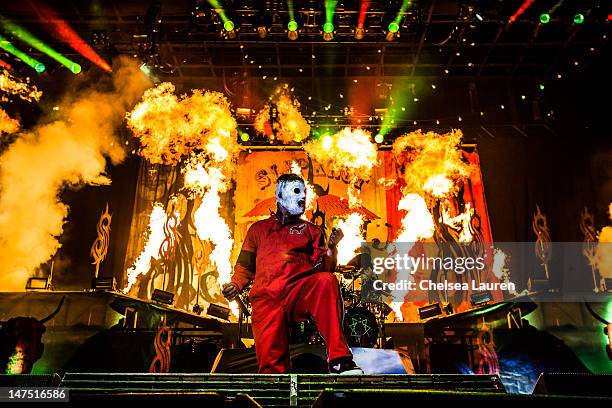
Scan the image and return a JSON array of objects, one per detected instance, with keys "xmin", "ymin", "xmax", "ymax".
[
  {"xmin": 310, "ymin": 225, "xmax": 332, "ymax": 272},
  {"xmin": 231, "ymin": 223, "xmax": 258, "ymax": 290}
]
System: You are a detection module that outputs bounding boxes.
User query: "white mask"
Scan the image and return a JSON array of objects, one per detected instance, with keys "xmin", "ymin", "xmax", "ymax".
[{"xmin": 276, "ymin": 179, "xmax": 306, "ymax": 216}]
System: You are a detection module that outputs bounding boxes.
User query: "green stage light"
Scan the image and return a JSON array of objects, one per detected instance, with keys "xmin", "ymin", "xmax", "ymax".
[
  {"xmin": 539, "ymin": 83, "xmax": 545, "ymax": 91},
  {"xmin": 1, "ymin": 18, "xmax": 80, "ymax": 74},
  {"xmin": 539, "ymin": 13, "xmax": 551, "ymax": 24},
  {"xmin": 375, "ymin": 134, "xmax": 384, "ymax": 143},
  {"xmin": 573, "ymin": 13, "xmax": 584, "ymax": 24},
  {"xmin": 240, "ymin": 132, "xmax": 250, "ymax": 142},
  {"xmin": 224, "ymin": 20, "xmax": 235, "ymax": 31},
  {"xmin": 388, "ymin": 22, "xmax": 400, "ymax": 33},
  {"xmin": 323, "ymin": 22, "xmax": 334, "ymax": 33},
  {"xmin": 0, "ymin": 34, "xmax": 45, "ymax": 73},
  {"xmin": 288, "ymin": 20, "xmax": 298, "ymax": 31}
]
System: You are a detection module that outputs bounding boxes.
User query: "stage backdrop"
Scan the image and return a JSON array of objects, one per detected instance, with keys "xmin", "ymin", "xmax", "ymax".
[{"xmin": 123, "ymin": 148, "xmax": 493, "ymax": 319}]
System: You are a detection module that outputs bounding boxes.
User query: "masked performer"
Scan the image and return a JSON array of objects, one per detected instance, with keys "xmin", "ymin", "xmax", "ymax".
[{"xmin": 223, "ymin": 174, "xmax": 362, "ymax": 374}]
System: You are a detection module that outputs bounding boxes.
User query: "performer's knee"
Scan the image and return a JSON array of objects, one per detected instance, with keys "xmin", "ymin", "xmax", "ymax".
[{"xmin": 314, "ymin": 272, "xmax": 339, "ymax": 290}]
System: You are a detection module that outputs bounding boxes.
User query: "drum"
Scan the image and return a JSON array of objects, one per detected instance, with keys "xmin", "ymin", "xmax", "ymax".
[{"xmin": 342, "ymin": 306, "xmax": 379, "ymax": 348}]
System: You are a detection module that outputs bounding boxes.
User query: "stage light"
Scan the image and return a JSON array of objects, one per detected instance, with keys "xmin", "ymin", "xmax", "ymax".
[
  {"xmin": 358, "ymin": 0, "xmax": 370, "ymax": 31},
  {"xmin": 374, "ymin": 133, "xmax": 384, "ymax": 143},
  {"xmin": 207, "ymin": 303, "xmax": 231, "ymax": 320},
  {"xmin": 354, "ymin": 26, "xmax": 365, "ymax": 40},
  {"xmin": 257, "ymin": 26, "xmax": 268, "ymax": 38},
  {"xmin": 151, "ymin": 288, "xmax": 175, "ymax": 305},
  {"xmin": 418, "ymin": 303, "xmax": 442, "ymax": 319},
  {"xmin": 323, "ymin": 0, "xmax": 337, "ymax": 41},
  {"xmin": 539, "ymin": 83, "xmax": 545, "ymax": 91},
  {"xmin": 224, "ymin": 20, "xmax": 235, "ymax": 31},
  {"xmin": 388, "ymin": 22, "xmax": 400, "ymax": 33},
  {"xmin": 470, "ymin": 290, "xmax": 493, "ymax": 306},
  {"xmin": 240, "ymin": 132, "xmax": 250, "ymax": 142},
  {"xmin": 539, "ymin": 13, "xmax": 551, "ymax": 24},
  {"xmin": 573, "ymin": 13, "xmax": 585, "ymax": 24},
  {"xmin": 0, "ymin": 34, "xmax": 45, "ymax": 73},
  {"xmin": 0, "ymin": 58, "xmax": 11, "ymax": 70},
  {"xmin": 26, "ymin": 277, "xmax": 49, "ymax": 291},
  {"xmin": 91, "ymin": 277, "xmax": 116, "ymax": 291},
  {"xmin": 34, "ymin": 3, "xmax": 112, "ymax": 72},
  {"xmin": 140, "ymin": 62, "xmax": 153, "ymax": 75},
  {"xmin": 287, "ymin": 20, "xmax": 299, "ymax": 40},
  {"xmin": 475, "ymin": 13, "xmax": 484, "ymax": 22},
  {"xmin": 509, "ymin": 0, "xmax": 536, "ymax": 22},
  {"xmin": 0, "ymin": 18, "xmax": 81, "ymax": 74}
]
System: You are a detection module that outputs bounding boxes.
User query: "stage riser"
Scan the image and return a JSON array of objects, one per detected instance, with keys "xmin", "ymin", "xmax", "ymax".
[{"xmin": 60, "ymin": 373, "xmax": 505, "ymax": 407}]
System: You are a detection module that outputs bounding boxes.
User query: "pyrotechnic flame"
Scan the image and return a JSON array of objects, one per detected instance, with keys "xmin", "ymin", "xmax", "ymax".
[
  {"xmin": 290, "ymin": 161, "xmax": 317, "ymax": 212},
  {"xmin": 336, "ymin": 212, "xmax": 365, "ymax": 265},
  {"xmin": 392, "ymin": 129, "xmax": 471, "ymax": 198},
  {"xmin": 304, "ymin": 127, "xmax": 377, "ymax": 182},
  {"xmin": 389, "ymin": 193, "xmax": 436, "ymax": 321},
  {"xmin": 125, "ymin": 203, "xmax": 174, "ymax": 293},
  {"xmin": 254, "ymin": 85, "xmax": 310, "ymax": 143},
  {"xmin": 0, "ymin": 108, "xmax": 19, "ymax": 134},
  {"xmin": 442, "ymin": 202, "xmax": 474, "ymax": 243},
  {"xmin": 183, "ymin": 153, "xmax": 238, "ymax": 317},
  {"xmin": 126, "ymin": 82, "xmax": 238, "ymax": 165},
  {"xmin": 304, "ymin": 127, "xmax": 377, "ymax": 265},
  {"xmin": 0, "ymin": 70, "xmax": 42, "ymax": 102},
  {"xmin": 0, "ymin": 57, "xmax": 149, "ymax": 291},
  {"xmin": 595, "ymin": 202, "xmax": 612, "ymax": 281},
  {"xmin": 492, "ymin": 248, "xmax": 509, "ymax": 279}
]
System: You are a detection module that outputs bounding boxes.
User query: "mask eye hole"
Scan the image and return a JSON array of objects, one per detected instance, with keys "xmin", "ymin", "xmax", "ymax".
[{"xmin": 294, "ymin": 188, "xmax": 301, "ymax": 194}]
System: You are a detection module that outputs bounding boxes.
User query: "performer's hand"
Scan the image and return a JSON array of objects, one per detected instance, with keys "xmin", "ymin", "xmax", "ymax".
[
  {"xmin": 328, "ymin": 228, "xmax": 344, "ymax": 249},
  {"xmin": 222, "ymin": 282, "xmax": 240, "ymax": 301}
]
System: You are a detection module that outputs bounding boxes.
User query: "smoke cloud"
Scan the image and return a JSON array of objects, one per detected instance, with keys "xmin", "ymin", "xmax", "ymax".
[{"xmin": 0, "ymin": 57, "xmax": 150, "ymax": 291}]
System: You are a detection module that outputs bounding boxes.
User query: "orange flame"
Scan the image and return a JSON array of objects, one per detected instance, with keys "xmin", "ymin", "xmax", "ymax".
[
  {"xmin": 392, "ymin": 129, "xmax": 471, "ymax": 198},
  {"xmin": 0, "ymin": 108, "xmax": 19, "ymax": 135},
  {"xmin": 0, "ymin": 69, "xmax": 42, "ymax": 102},
  {"xmin": 596, "ymin": 203, "xmax": 612, "ymax": 281},
  {"xmin": 125, "ymin": 203, "xmax": 176, "ymax": 293},
  {"xmin": 254, "ymin": 85, "xmax": 310, "ymax": 143},
  {"xmin": 126, "ymin": 82, "xmax": 238, "ymax": 165}
]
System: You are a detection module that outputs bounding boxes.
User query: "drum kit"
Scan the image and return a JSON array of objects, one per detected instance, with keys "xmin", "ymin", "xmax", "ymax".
[{"xmin": 293, "ymin": 264, "xmax": 392, "ymax": 348}]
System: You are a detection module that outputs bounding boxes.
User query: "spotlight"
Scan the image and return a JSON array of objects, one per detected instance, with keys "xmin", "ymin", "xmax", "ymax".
[
  {"xmin": 470, "ymin": 290, "xmax": 493, "ymax": 306},
  {"xmin": 418, "ymin": 303, "xmax": 442, "ymax": 319},
  {"xmin": 388, "ymin": 22, "xmax": 400, "ymax": 33},
  {"xmin": 323, "ymin": 22, "xmax": 334, "ymax": 41},
  {"xmin": 207, "ymin": 303, "xmax": 231, "ymax": 320},
  {"xmin": 475, "ymin": 13, "xmax": 484, "ymax": 22},
  {"xmin": 91, "ymin": 277, "xmax": 117, "ymax": 291},
  {"xmin": 223, "ymin": 20, "xmax": 237, "ymax": 38},
  {"xmin": 385, "ymin": 31, "xmax": 397, "ymax": 42},
  {"xmin": 573, "ymin": 13, "xmax": 585, "ymax": 24},
  {"xmin": 26, "ymin": 277, "xmax": 49, "ymax": 291},
  {"xmin": 151, "ymin": 288, "xmax": 175, "ymax": 305},
  {"xmin": 288, "ymin": 20, "xmax": 299, "ymax": 40},
  {"xmin": 539, "ymin": 13, "xmax": 551, "ymax": 24},
  {"xmin": 354, "ymin": 26, "xmax": 365, "ymax": 40},
  {"xmin": 374, "ymin": 133, "xmax": 384, "ymax": 143},
  {"xmin": 256, "ymin": 25, "xmax": 268, "ymax": 38},
  {"xmin": 240, "ymin": 132, "xmax": 250, "ymax": 142}
]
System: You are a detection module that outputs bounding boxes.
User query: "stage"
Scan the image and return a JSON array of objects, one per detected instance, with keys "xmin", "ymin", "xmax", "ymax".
[{"xmin": 0, "ymin": 0, "xmax": 611, "ymax": 403}]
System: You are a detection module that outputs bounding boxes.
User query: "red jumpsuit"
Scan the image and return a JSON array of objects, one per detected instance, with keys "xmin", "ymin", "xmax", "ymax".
[{"xmin": 231, "ymin": 214, "xmax": 352, "ymax": 373}]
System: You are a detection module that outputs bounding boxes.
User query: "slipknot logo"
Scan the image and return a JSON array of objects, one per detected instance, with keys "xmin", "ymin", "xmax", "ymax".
[{"xmin": 289, "ymin": 223, "xmax": 307, "ymax": 235}]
